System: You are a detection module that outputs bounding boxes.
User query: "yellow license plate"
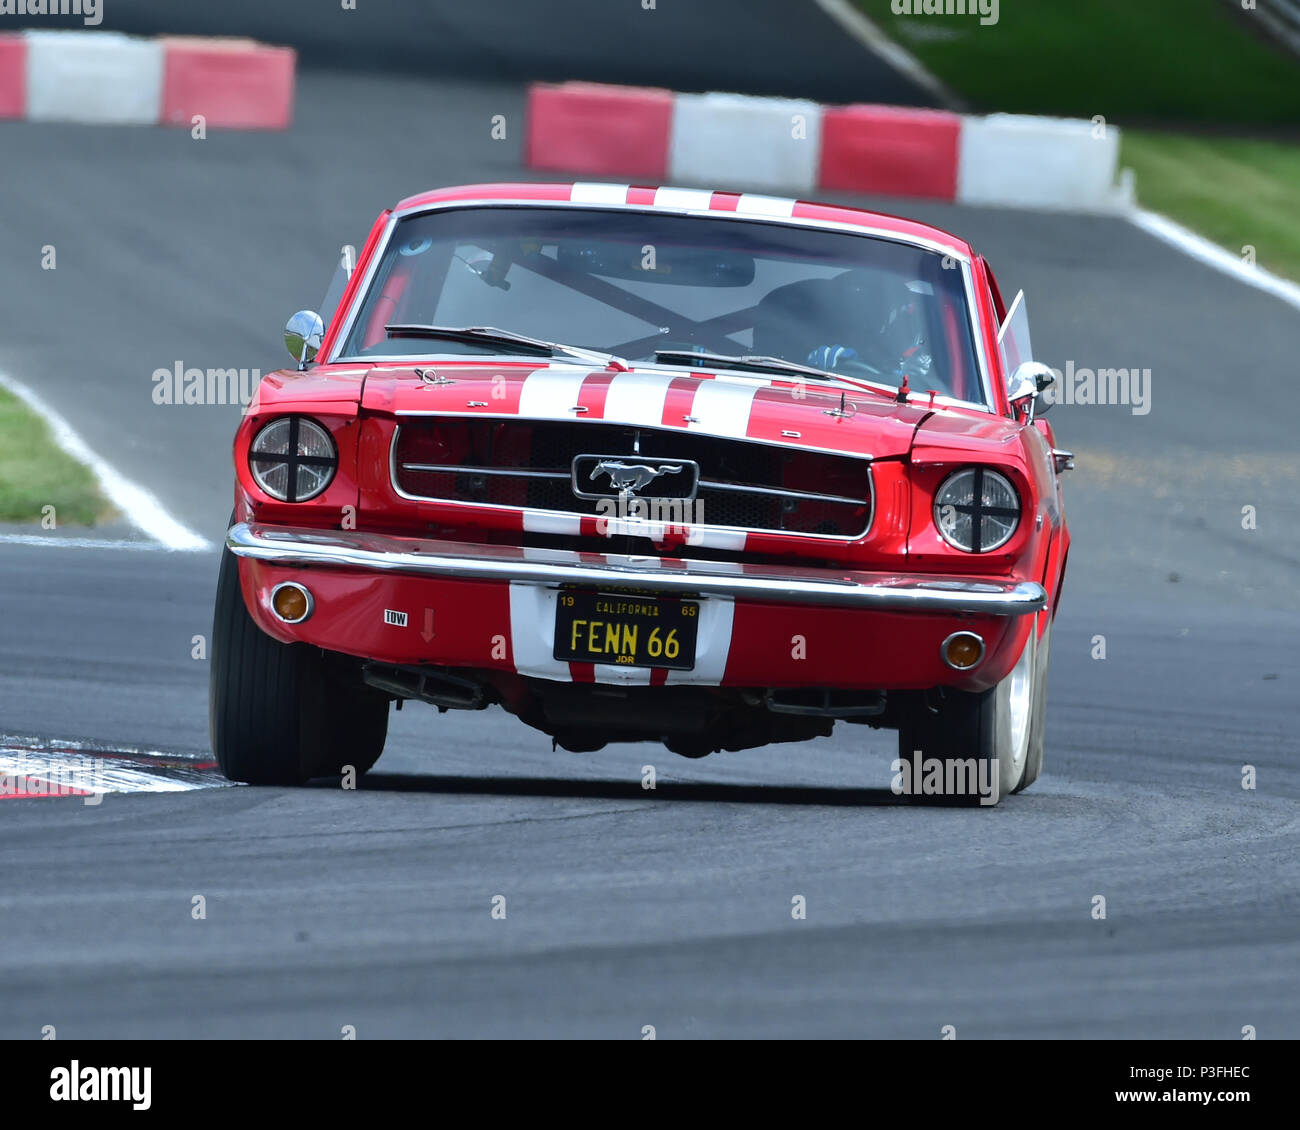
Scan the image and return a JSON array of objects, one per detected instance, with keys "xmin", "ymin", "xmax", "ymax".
[{"xmin": 553, "ymin": 590, "xmax": 698, "ymax": 670}]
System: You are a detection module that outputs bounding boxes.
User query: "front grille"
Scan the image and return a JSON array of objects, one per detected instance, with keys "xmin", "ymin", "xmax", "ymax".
[{"xmin": 392, "ymin": 418, "xmax": 872, "ymax": 538}]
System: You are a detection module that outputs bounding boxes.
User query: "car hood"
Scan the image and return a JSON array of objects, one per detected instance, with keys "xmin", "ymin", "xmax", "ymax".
[
  {"xmin": 910, "ymin": 403, "xmax": 1023, "ymax": 463},
  {"xmin": 359, "ymin": 361, "xmax": 931, "ymax": 460}
]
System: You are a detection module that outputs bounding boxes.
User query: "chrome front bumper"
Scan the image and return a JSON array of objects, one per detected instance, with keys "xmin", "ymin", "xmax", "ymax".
[{"xmin": 227, "ymin": 522, "xmax": 1046, "ymax": 616}]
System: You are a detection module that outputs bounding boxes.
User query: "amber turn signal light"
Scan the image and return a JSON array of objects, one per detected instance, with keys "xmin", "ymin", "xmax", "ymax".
[
  {"xmin": 941, "ymin": 631, "xmax": 985, "ymax": 670},
  {"xmin": 269, "ymin": 582, "xmax": 314, "ymax": 624}
]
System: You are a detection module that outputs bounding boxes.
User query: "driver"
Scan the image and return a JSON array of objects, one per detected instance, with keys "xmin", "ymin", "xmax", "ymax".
[{"xmin": 804, "ymin": 270, "xmax": 934, "ymax": 385}]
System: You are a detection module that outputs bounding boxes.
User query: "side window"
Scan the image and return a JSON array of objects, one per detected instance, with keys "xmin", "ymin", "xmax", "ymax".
[
  {"xmin": 997, "ymin": 289, "xmax": 1034, "ymax": 375},
  {"xmin": 981, "ymin": 256, "xmax": 1036, "ymax": 414}
]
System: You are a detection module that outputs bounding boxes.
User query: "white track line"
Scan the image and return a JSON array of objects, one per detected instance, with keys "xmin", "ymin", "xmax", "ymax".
[
  {"xmin": 1130, "ymin": 209, "xmax": 1300, "ymax": 315},
  {"xmin": 811, "ymin": 0, "xmax": 964, "ymax": 111},
  {"xmin": 0, "ymin": 370, "xmax": 211, "ymax": 551},
  {"xmin": 0, "ymin": 534, "xmax": 179, "ymax": 550}
]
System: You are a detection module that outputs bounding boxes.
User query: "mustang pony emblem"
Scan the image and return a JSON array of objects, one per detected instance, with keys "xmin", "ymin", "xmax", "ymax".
[{"xmin": 592, "ymin": 460, "xmax": 684, "ymax": 495}]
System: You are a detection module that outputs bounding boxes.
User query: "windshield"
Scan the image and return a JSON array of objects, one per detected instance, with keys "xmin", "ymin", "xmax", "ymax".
[{"xmin": 337, "ymin": 206, "xmax": 986, "ymax": 405}]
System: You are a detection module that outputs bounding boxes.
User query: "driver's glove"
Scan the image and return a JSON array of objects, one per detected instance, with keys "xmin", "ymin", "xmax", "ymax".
[
  {"xmin": 895, "ymin": 345, "xmax": 933, "ymax": 381},
  {"xmin": 807, "ymin": 345, "xmax": 858, "ymax": 370}
]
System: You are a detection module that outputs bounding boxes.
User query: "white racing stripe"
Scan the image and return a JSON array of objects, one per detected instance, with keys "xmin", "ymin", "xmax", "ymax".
[
  {"xmin": 0, "ymin": 370, "xmax": 210, "ymax": 551},
  {"xmin": 520, "ymin": 545, "xmax": 583, "ymax": 563},
  {"xmin": 509, "ymin": 582, "xmax": 572, "ymax": 682},
  {"xmin": 665, "ymin": 597, "xmax": 735, "ymax": 686},
  {"xmin": 522, "ymin": 512, "xmax": 584, "ymax": 536},
  {"xmin": 592, "ymin": 662, "xmax": 653, "ymax": 685},
  {"xmin": 736, "ymin": 194, "xmax": 796, "ymax": 218},
  {"xmin": 602, "ymin": 371, "xmax": 672, "ymax": 426},
  {"xmin": 686, "ymin": 377, "xmax": 760, "ymax": 438},
  {"xmin": 571, "ymin": 183, "xmax": 631, "ymax": 204},
  {"xmin": 653, "ymin": 186, "xmax": 715, "ymax": 212},
  {"xmin": 600, "ymin": 515, "xmax": 669, "ymax": 541},
  {"xmin": 517, "ymin": 367, "xmax": 594, "ymax": 419},
  {"xmin": 685, "ymin": 525, "xmax": 747, "ymax": 552}
]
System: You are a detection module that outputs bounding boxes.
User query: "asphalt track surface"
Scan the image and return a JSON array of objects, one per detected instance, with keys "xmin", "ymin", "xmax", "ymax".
[{"xmin": 1, "ymin": 70, "xmax": 1299, "ymax": 1038}]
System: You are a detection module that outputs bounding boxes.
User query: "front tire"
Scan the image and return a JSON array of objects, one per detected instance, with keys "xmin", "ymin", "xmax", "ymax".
[
  {"xmin": 1012, "ymin": 614, "xmax": 1051, "ymax": 793},
  {"xmin": 896, "ymin": 614, "xmax": 1048, "ymax": 806},
  {"xmin": 209, "ymin": 545, "xmax": 389, "ymax": 784}
]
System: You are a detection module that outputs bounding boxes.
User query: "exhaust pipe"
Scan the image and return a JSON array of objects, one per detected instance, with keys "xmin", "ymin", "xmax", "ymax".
[
  {"xmin": 363, "ymin": 664, "xmax": 489, "ymax": 711},
  {"xmin": 764, "ymin": 688, "xmax": 886, "ymax": 719}
]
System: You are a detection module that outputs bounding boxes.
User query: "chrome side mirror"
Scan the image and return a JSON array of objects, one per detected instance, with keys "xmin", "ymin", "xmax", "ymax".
[
  {"xmin": 1008, "ymin": 361, "xmax": 1056, "ymax": 421},
  {"xmin": 285, "ymin": 310, "xmax": 325, "ymax": 369}
]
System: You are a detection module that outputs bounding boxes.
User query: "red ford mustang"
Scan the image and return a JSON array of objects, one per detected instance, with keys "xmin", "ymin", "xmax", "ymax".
[{"xmin": 210, "ymin": 182, "xmax": 1070, "ymax": 804}]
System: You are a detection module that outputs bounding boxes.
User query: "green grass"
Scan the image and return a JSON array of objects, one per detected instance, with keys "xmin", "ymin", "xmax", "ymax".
[
  {"xmin": 0, "ymin": 386, "xmax": 113, "ymax": 526},
  {"xmin": 858, "ymin": 0, "xmax": 1300, "ymax": 126},
  {"xmin": 1121, "ymin": 131, "xmax": 1300, "ymax": 280},
  {"xmin": 856, "ymin": 0, "xmax": 1300, "ymax": 281}
]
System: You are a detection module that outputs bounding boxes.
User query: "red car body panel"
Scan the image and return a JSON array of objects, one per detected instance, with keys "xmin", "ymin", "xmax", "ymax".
[{"xmin": 229, "ymin": 182, "xmax": 1068, "ymax": 713}]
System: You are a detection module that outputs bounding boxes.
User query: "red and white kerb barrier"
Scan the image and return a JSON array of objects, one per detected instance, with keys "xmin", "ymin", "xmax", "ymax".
[
  {"xmin": 0, "ymin": 30, "xmax": 295, "ymax": 128},
  {"xmin": 526, "ymin": 81, "xmax": 1126, "ymax": 212}
]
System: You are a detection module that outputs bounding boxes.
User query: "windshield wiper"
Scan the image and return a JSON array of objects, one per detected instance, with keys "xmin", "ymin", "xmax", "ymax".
[
  {"xmin": 653, "ymin": 349, "xmax": 845, "ymax": 382},
  {"xmin": 654, "ymin": 348, "xmax": 907, "ymax": 400},
  {"xmin": 386, "ymin": 324, "xmax": 627, "ymax": 369}
]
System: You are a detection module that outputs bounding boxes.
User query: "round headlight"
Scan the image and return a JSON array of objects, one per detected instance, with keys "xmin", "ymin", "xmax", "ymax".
[
  {"xmin": 249, "ymin": 416, "xmax": 337, "ymax": 502},
  {"xmin": 933, "ymin": 467, "xmax": 1020, "ymax": 553}
]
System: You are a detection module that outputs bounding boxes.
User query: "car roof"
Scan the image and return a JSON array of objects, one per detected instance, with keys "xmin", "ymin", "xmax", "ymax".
[{"xmin": 391, "ymin": 182, "xmax": 977, "ymax": 261}]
